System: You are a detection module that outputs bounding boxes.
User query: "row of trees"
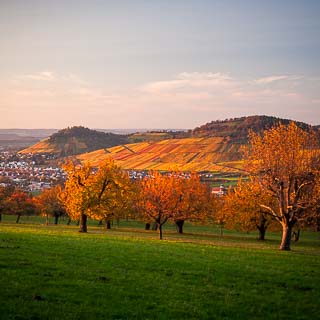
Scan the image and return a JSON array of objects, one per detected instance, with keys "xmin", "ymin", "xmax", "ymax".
[
  {"xmin": 61, "ymin": 161, "xmax": 214, "ymax": 239},
  {"xmin": 0, "ymin": 122, "xmax": 319, "ymax": 250},
  {"xmin": 0, "ymin": 183, "xmax": 66, "ymax": 224}
]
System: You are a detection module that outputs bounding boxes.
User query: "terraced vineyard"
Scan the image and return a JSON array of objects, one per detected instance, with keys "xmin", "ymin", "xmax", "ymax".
[
  {"xmin": 19, "ymin": 137, "xmax": 67, "ymax": 154},
  {"xmin": 78, "ymin": 136, "xmax": 244, "ymax": 173},
  {"xmin": 20, "ymin": 136, "xmax": 95, "ymax": 156}
]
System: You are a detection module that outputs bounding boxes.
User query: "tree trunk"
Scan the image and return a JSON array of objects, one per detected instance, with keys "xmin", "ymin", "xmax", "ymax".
[
  {"xmin": 106, "ymin": 220, "xmax": 111, "ymax": 229},
  {"xmin": 219, "ymin": 224, "xmax": 223, "ymax": 237},
  {"xmin": 54, "ymin": 214, "xmax": 59, "ymax": 225},
  {"xmin": 145, "ymin": 223, "xmax": 150, "ymax": 230},
  {"xmin": 175, "ymin": 220, "xmax": 184, "ymax": 234},
  {"xmin": 0, "ymin": 213, "xmax": 2, "ymax": 222},
  {"xmin": 279, "ymin": 224, "xmax": 292, "ymax": 250},
  {"xmin": 152, "ymin": 222, "xmax": 158, "ymax": 231},
  {"xmin": 46, "ymin": 214, "xmax": 49, "ymax": 226},
  {"xmin": 257, "ymin": 225, "xmax": 266, "ymax": 241},
  {"xmin": 67, "ymin": 217, "xmax": 71, "ymax": 225},
  {"xmin": 16, "ymin": 214, "xmax": 21, "ymax": 224},
  {"xmin": 158, "ymin": 223, "xmax": 163, "ymax": 240},
  {"xmin": 98, "ymin": 220, "xmax": 103, "ymax": 226},
  {"xmin": 79, "ymin": 213, "xmax": 87, "ymax": 233}
]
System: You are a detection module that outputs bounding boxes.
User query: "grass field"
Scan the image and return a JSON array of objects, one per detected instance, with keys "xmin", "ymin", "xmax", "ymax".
[{"xmin": 0, "ymin": 217, "xmax": 319, "ymax": 320}]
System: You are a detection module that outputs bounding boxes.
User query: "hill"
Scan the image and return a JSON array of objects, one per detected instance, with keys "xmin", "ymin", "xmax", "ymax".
[
  {"xmin": 20, "ymin": 126, "xmax": 129, "ymax": 156},
  {"xmin": 19, "ymin": 116, "xmax": 318, "ymax": 172},
  {"xmin": 0, "ymin": 129, "xmax": 58, "ymax": 150},
  {"xmin": 77, "ymin": 116, "xmax": 318, "ymax": 173},
  {"xmin": 0, "ymin": 134, "xmax": 40, "ymax": 150},
  {"xmin": 192, "ymin": 115, "xmax": 312, "ymax": 142}
]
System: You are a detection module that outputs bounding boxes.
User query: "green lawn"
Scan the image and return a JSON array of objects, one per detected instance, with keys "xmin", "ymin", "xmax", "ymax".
[{"xmin": 0, "ymin": 219, "xmax": 319, "ymax": 319}]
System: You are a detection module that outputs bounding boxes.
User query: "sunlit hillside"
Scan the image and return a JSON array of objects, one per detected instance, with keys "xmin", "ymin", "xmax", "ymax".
[
  {"xmin": 19, "ymin": 138, "xmax": 60, "ymax": 154},
  {"xmin": 77, "ymin": 136, "xmax": 244, "ymax": 173},
  {"xmin": 19, "ymin": 126, "xmax": 128, "ymax": 156}
]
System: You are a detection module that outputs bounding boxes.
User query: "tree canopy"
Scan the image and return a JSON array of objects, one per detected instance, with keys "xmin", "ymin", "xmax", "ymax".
[{"xmin": 244, "ymin": 122, "xmax": 320, "ymax": 250}]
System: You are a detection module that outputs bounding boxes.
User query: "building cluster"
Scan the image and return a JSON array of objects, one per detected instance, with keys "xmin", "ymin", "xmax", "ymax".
[{"xmin": 0, "ymin": 151, "xmax": 66, "ymax": 192}]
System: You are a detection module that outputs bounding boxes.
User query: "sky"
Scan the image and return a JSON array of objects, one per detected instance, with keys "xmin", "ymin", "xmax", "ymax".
[{"xmin": 1, "ymin": 0, "xmax": 320, "ymax": 129}]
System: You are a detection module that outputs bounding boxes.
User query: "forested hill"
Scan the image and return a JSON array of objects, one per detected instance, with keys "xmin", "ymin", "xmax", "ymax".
[
  {"xmin": 192, "ymin": 115, "xmax": 313, "ymax": 142},
  {"xmin": 20, "ymin": 126, "xmax": 129, "ymax": 156}
]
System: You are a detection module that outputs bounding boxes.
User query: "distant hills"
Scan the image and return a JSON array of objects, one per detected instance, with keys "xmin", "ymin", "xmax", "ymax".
[
  {"xmin": 18, "ymin": 116, "xmax": 319, "ymax": 173},
  {"xmin": 0, "ymin": 129, "xmax": 58, "ymax": 150},
  {"xmin": 0, "ymin": 129, "xmax": 58, "ymax": 138}
]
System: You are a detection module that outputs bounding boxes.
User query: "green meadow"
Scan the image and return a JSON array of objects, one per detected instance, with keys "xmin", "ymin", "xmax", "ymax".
[{"xmin": 0, "ymin": 217, "xmax": 319, "ymax": 320}]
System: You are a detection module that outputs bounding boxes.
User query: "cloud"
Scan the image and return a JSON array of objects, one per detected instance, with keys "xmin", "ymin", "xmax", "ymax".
[
  {"xmin": 15, "ymin": 71, "xmax": 56, "ymax": 82},
  {"xmin": 141, "ymin": 72, "xmax": 235, "ymax": 93},
  {"xmin": 1, "ymin": 70, "xmax": 319, "ymax": 128},
  {"xmin": 254, "ymin": 75, "xmax": 302, "ymax": 84}
]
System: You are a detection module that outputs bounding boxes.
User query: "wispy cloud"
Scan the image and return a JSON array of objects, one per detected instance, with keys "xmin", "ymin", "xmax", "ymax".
[
  {"xmin": 1, "ymin": 71, "xmax": 319, "ymax": 128},
  {"xmin": 254, "ymin": 75, "xmax": 302, "ymax": 84},
  {"xmin": 142, "ymin": 72, "xmax": 235, "ymax": 93},
  {"xmin": 15, "ymin": 71, "xmax": 56, "ymax": 82}
]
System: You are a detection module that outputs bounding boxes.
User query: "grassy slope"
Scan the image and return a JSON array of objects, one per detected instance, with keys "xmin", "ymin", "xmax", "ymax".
[
  {"xmin": 78, "ymin": 137, "xmax": 244, "ymax": 173},
  {"xmin": 0, "ymin": 220, "xmax": 319, "ymax": 320}
]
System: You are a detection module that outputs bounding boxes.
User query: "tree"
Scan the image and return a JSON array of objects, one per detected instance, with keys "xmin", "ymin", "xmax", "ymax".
[
  {"xmin": 172, "ymin": 173, "xmax": 209, "ymax": 233},
  {"xmin": 5, "ymin": 190, "xmax": 36, "ymax": 223},
  {"xmin": 245, "ymin": 122, "xmax": 320, "ymax": 250},
  {"xmin": 209, "ymin": 194, "xmax": 225, "ymax": 237},
  {"xmin": 34, "ymin": 185, "xmax": 66, "ymax": 225},
  {"xmin": 62, "ymin": 161, "xmax": 94, "ymax": 232},
  {"xmin": 86, "ymin": 159, "xmax": 133, "ymax": 229},
  {"xmin": 222, "ymin": 179, "xmax": 277, "ymax": 240},
  {"xmin": 0, "ymin": 183, "xmax": 15, "ymax": 222},
  {"xmin": 136, "ymin": 171, "xmax": 182, "ymax": 240},
  {"xmin": 62, "ymin": 158, "xmax": 133, "ymax": 233}
]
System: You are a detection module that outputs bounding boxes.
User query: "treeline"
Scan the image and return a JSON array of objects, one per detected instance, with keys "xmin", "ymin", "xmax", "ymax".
[{"xmin": 192, "ymin": 115, "xmax": 313, "ymax": 141}]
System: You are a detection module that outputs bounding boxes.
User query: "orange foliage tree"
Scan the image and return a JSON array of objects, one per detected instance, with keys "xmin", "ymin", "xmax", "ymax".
[
  {"xmin": 62, "ymin": 161, "xmax": 95, "ymax": 232},
  {"xmin": 244, "ymin": 122, "xmax": 320, "ymax": 250},
  {"xmin": 222, "ymin": 178, "xmax": 277, "ymax": 240},
  {"xmin": 62, "ymin": 158, "xmax": 133, "ymax": 232},
  {"xmin": 172, "ymin": 172, "xmax": 210, "ymax": 233},
  {"xmin": 136, "ymin": 171, "xmax": 182, "ymax": 239},
  {"xmin": 0, "ymin": 183, "xmax": 15, "ymax": 222},
  {"xmin": 86, "ymin": 159, "xmax": 134, "ymax": 229},
  {"xmin": 34, "ymin": 185, "xmax": 66, "ymax": 225},
  {"xmin": 5, "ymin": 190, "xmax": 36, "ymax": 223},
  {"xmin": 136, "ymin": 171, "xmax": 210, "ymax": 239}
]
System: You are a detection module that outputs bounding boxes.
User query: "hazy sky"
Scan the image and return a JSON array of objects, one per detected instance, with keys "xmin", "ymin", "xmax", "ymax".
[{"xmin": 1, "ymin": 0, "xmax": 320, "ymax": 129}]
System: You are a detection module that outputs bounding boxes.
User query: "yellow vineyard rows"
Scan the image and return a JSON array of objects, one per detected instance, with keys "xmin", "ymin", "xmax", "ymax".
[
  {"xmin": 78, "ymin": 137, "xmax": 244, "ymax": 173},
  {"xmin": 19, "ymin": 139, "xmax": 59, "ymax": 154}
]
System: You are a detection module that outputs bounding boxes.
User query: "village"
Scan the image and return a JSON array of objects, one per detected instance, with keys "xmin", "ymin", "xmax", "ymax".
[
  {"xmin": 0, "ymin": 151, "xmax": 66, "ymax": 192},
  {"xmin": 0, "ymin": 150, "xmax": 227, "ymax": 196}
]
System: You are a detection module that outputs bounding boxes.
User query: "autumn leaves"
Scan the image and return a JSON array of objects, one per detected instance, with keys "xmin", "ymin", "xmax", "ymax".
[
  {"xmin": 62, "ymin": 160, "xmax": 133, "ymax": 233},
  {"xmin": 136, "ymin": 171, "xmax": 211, "ymax": 239},
  {"xmin": 62, "ymin": 161, "xmax": 213, "ymax": 239}
]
